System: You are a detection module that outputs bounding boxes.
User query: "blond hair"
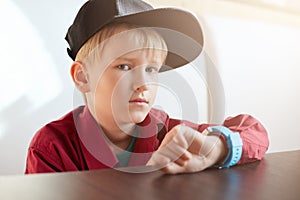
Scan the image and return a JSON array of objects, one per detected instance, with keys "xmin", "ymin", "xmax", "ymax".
[{"xmin": 75, "ymin": 22, "xmax": 168, "ymax": 64}]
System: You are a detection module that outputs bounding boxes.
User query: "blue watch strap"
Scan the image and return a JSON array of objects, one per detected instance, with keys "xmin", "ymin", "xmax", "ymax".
[{"xmin": 207, "ymin": 126, "xmax": 243, "ymax": 168}]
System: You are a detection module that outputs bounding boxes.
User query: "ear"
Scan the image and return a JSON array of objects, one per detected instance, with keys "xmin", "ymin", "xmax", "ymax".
[{"xmin": 70, "ymin": 61, "xmax": 90, "ymax": 93}]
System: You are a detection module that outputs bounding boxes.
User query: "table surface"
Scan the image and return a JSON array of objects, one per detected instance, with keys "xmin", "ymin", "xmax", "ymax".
[{"xmin": 1, "ymin": 150, "xmax": 300, "ymax": 200}]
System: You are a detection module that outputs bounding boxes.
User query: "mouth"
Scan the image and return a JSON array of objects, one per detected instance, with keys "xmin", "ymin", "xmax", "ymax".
[{"xmin": 129, "ymin": 98, "xmax": 149, "ymax": 105}]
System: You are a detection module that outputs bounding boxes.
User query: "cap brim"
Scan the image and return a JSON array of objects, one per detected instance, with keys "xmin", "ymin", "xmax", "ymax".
[{"xmin": 113, "ymin": 8, "xmax": 204, "ymax": 72}]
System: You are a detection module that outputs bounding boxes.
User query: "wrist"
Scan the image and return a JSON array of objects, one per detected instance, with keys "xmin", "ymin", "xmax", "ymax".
[
  {"xmin": 205, "ymin": 126, "xmax": 243, "ymax": 168},
  {"xmin": 216, "ymin": 134, "xmax": 228, "ymax": 164},
  {"xmin": 208, "ymin": 134, "xmax": 227, "ymax": 165}
]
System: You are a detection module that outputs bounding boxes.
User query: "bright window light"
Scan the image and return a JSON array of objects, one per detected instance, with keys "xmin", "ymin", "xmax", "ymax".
[{"xmin": 0, "ymin": 0, "xmax": 62, "ymax": 139}]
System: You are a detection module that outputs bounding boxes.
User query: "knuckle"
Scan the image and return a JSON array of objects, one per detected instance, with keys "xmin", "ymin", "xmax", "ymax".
[{"xmin": 172, "ymin": 124, "xmax": 185, "ymax": 133}]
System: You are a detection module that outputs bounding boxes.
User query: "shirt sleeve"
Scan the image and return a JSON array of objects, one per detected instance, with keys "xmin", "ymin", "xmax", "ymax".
[
  {"xmin": 24, "ymin": 124, "xmax": 80, "ymax": 174},
  {"xmin": 25, "ymin": 146, "xmax": 64, "ymax": 174},
  {"xmin": 222, "ymin": 114, "xmax": 269, "ymax": 164},
  {"xmin": 166, "ymin": 112, "xmax": 269, "ymax": 165}
]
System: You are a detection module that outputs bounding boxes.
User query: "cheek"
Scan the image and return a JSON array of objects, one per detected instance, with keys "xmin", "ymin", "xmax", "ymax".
[
  {"xmin": 152, "ymin": 84, "xmax": 158, "ymax": 94},
  {"xmin": 148, "ymin": 85, "xmax": 159, "ymax": 103},
  {"xmin": 96, "ymin": 74, "xmax": 133, "ymax": 112},
  {"xmin": 94, "ymin": 75, "xmax": 117, "ymax": 105},
  {"xmin": 112, "ymin": 73, "xmax": 135, "ymax": 97}
]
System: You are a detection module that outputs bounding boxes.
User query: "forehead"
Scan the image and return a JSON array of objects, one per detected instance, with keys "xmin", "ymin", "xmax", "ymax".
[
  {"xmin": 83, "ymin": 26, "xmax": 168, "ymax": 69},
  {"xmin": 99, "ymin": 32, "xmax": 167, "ymax": 64},
  {"xmin": 117, "ymin": 48, "xmax": 167, "ymax": 63}
]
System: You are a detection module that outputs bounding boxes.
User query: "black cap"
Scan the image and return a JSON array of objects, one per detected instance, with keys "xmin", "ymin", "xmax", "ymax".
[{"xmin": 65, "ymin": 0, "xmax": 204, "ymax": 71}]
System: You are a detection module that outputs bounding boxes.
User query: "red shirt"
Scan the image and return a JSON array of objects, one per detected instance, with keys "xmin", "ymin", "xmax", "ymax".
[{"xmin": 25, "ymin": 106, "xmax": 269, "ymax": 174}]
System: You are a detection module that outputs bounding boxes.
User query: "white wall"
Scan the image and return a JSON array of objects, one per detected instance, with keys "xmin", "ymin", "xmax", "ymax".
[
  {"xmin": 203, "ymin": 15, "xmax": 300, "ymax": 153},
  {"xmin": 197, "ymin": 1, "xmax": 300, "ymax": 153},
  {"xmin": 1, "ymin": 0, "xmax": 300, "ymax": 175},
  {"xmin": 0, "ymin": 0, "xmax": 86, "ymax": 175}
]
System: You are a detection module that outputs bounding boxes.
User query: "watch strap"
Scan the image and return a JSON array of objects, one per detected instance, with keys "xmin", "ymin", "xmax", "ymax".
[{"xmin": 206, "ymin": 126, "xmax": 243, "ymax": 168}]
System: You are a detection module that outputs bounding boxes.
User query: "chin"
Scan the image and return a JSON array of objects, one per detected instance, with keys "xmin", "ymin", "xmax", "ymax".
[{"xmin": 130, "ymin": 111, "xmax": 148, "ymax": 124}]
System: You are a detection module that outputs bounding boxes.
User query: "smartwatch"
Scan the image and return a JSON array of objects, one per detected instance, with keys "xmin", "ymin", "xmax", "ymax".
[{"xmin": 206, "ymin": 126, "xmax": 243, "ymax": 168}]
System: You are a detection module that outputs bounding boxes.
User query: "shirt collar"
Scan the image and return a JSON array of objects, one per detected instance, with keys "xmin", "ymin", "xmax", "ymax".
[
  {"xmin": 74, "ymin": 106, "xmax": 166, "ymax": 168},
  {"xmin": 75, "ymin": 106, "xmax": 118, "ymax": 168}
]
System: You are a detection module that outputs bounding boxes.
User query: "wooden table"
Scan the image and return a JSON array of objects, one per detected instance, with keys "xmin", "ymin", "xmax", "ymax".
[{"xmin": 1, "ymin": 150, "xmax": 300, "ymax": 200}]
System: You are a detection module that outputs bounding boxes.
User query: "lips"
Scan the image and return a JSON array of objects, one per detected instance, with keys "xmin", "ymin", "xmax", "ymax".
[{"xmin": 129, "ymin": 98, "xmax": 149, "ymax": 104}]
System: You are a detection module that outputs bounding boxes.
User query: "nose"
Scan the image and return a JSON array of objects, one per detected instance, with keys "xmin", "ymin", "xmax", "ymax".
[{"xmin": 132, "ymin": 68, "xmax": 150, "ymax": 92}]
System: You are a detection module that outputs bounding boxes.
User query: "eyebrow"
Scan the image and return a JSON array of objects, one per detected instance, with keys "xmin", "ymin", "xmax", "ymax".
[
  {"xmin": 117, "ymin": 53, "xmax": 165, "ymax": 63},
  {"xmin": 116, "ymin": 57, "xmax": 135, "ymax": 62}
]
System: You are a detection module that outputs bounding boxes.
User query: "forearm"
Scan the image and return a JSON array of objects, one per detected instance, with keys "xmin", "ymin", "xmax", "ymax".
[{"xmin": 222, "ymin": 114, "xmax": 269, "ymax": 164}]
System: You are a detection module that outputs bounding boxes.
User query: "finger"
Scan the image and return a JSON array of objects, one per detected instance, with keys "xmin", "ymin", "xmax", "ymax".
[
  {"xmin": 173, "ymin": 130, "xmax": 190, "ymax": 149},
  {"xmin": 198, "ymin": 135, "xmax": 220, "ymax": 157},
  {"xmin": 160, "ymin": 125, "xmax": 199, "ymax": 151},
  {"xmin": 161, "ymin": 162, "xmax": 186, "ymax": 174},
  {"xmin": 158, "ymin": 141, "xmax": 187, "ymax": 164},
  {"xmin": 173, "ymin": 157, "xmax": 188, "ymax": 167},
  {"xmin": 146, "ymin": 150, "xmax": 171, "ymax": 167},
  {"xmin": 147, "ymin": 140, "xmax": 190, "ymax": 168},
  {"xmin": 161, "ymin": 153, "xmax": 211, "ymax": 174},
  {"xmin": 179, "ymin": 150, "xmax": 192, "ymax": 161},
  {"xmin": 173, "ymin": 151, "xmax": 192, "ymax": 167},
  {"xmin": 160, "ymin": 124, "xmax": 186, "ymax": 147},
  {"xmin": 180, "ymin": 126, "xmax": 202, "ymax": 150},
  {"xmin": 171, "ymin": 155, "xmax": 208, "ymax": 174}
]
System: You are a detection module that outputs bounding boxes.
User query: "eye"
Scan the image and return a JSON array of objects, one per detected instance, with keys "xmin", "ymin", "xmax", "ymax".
[
  {"xmin": 145, "ymin": 66, "xmax": 159, "ymax": 73},
  {"xmin": 117, "ymin": 64, "xmax": 131, "ymax": 71}
]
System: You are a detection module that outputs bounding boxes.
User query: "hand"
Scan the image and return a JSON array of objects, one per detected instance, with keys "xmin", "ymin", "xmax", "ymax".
[{"xmin": 147, "ymin": 124, "xmax": 227, "ymax": 174}]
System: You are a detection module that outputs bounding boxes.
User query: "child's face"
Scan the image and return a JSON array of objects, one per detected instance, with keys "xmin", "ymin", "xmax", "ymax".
[{"xmin": 86, "ymin": 41, "xmax": 166, "ymax": 128}]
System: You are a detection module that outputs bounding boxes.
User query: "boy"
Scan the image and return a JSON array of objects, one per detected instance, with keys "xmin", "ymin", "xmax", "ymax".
[{"xmin": 25, "ymin": 0, "xmax": 269, "ymax": 174}]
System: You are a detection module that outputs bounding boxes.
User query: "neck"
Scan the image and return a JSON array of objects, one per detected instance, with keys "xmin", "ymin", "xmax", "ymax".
[
  {"xmin": 87, "ymin": 104, "xmax": 136, "ymax": 151},
  {"xmin": 101, "ymin": 122, "xmax": 135, "ymax": 142},
  {"xmin": 101, "ymin": 122, "xmax": 136, "ymax": 153}
]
